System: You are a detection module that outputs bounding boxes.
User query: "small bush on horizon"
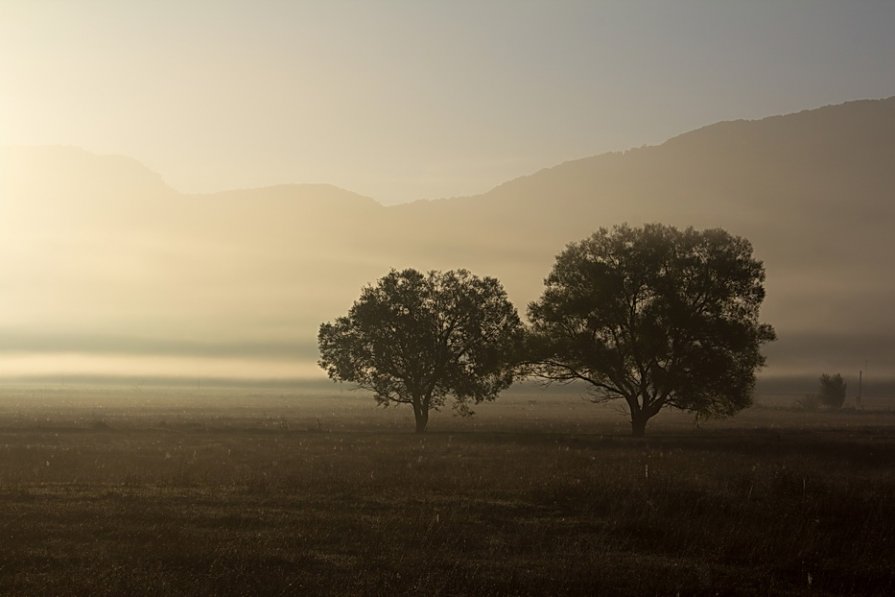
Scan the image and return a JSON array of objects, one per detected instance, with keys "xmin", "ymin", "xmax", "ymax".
[{"xmin": 819, "ymin": 373, "xmax": 847, "ymax": 409}]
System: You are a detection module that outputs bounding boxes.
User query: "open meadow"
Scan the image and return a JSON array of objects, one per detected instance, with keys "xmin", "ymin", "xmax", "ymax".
[{"xmin": 0, "ymin": 383, "xmax": 892, "ymax": 596}]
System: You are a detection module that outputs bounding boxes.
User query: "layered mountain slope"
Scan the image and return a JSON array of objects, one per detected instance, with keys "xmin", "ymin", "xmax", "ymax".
[
  {"xmin": 1, "ymin": 97, "xmax": 893, "ymax": 382},
  {"xmin": 393, "ymin": 97, "xmax": 895, "ymax": 267},
  {"xmin": 388, "ymin": 98, "xmax": 895, "ymax": 371}
]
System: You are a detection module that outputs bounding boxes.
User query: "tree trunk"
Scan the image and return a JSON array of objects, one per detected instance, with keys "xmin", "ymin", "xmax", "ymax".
[
  {"xmin": 412, "ymin": 402, "xmax": 429, "ymax": 434},
  {"xmin": 630, "ymin": 410, "xmax": 648, "ymax": 437}
]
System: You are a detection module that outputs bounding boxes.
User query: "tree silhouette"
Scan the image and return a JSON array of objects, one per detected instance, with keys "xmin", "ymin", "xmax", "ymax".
[
  {"xmin": 318, "ymin": 269, "xmax": 524, "ymax": 433},
  {"xmin": 818, "ymin": 373, "xmax": 847, "ymax": 409},
  {"xmin": 527, "ymin": 224, "xmax": 776, "ymax": 436}
]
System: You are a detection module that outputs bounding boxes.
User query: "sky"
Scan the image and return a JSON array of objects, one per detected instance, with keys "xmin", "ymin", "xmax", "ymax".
[{"xmin": 2, "ymin": 1, "xmax": 894, "ymax": 204}]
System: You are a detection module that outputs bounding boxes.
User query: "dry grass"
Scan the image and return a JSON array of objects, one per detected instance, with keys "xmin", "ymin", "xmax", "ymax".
[{"xmin": 0, "ymin": 384, "xmax": 892, "ymax": 595}]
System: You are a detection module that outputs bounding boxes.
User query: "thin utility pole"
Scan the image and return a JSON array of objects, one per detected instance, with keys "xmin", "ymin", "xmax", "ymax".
[
  {"xmin": 856, "ymin": 369, "xmax": 863, "ymax": 408},
  {"xmin": 856, "ymin": 359, "xmax": 867, "ymax": 409}
]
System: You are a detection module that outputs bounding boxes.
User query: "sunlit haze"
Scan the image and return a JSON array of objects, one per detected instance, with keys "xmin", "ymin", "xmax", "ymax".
[
  {"xmin": 1, "ymin": 2, "xmax": 895, "ymax": 386},
  {"xmin": 2, "ymin": 1, "xmax": 894, "ymax": 203},
  {"xmin": 4, "ymin": 4, "xmax": 895, "ymax": 590}
]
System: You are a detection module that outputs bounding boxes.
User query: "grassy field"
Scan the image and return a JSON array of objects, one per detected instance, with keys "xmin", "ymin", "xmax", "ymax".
[{"xmin": 0, "ymin": 384, "xmax": 892, "ymax": 596}]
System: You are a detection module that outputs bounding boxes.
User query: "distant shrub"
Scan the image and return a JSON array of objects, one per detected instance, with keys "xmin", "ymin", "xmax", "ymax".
[{"xmin": 819, "ymin": 373, "xmax": 847, "ymax": 409}]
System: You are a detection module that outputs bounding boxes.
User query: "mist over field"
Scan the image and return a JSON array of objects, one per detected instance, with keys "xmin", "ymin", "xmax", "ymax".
[
  {"xmin": 5, "ymin": 4, "xmax": 895, "ymax": 594},
  {"xmin": 2, "ymin": 98, "xmax": 895, "ymax": 396}
]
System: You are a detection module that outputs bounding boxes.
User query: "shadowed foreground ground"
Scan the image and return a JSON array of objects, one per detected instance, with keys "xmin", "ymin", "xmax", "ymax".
[{"xmin": 0, "ymin": 386, "xmax": 892, "ymax": 595}]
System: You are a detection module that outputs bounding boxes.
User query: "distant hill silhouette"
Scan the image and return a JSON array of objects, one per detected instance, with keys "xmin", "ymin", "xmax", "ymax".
[
  {"xmin": 2, "ymin": 97, "xmax": 894, "ymax": 385},
  {"xmin": 387, "ymin": 98, "xmax": 895, "ymax": 381}
]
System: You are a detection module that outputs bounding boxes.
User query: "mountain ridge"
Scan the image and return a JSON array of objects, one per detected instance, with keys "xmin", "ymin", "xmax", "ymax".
[
  {"xmin": 3, "ymin": 96, "xmax": 895, "ymax": 382},
  {"xmin": 6, "ymin": 95, "xmax": 892, "ymax": 208}
]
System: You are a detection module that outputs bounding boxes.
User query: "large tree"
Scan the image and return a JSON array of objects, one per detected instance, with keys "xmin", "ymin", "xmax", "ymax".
[
  {"xmin": 318, "ymin": 269, "xmax": 524, "ymax": 433},
  {"xmin": 527, "ymin": 224, "xmax": 776, "ymax": 436}
]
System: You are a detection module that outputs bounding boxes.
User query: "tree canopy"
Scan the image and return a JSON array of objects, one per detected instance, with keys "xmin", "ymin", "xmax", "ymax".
[
  {"xmin": 527, "ymin": 224, "xmax": 776, "ymax": 436},
  {"xmin": 318, "ymin": 268, "xmax": 524, "ymax": 432}
]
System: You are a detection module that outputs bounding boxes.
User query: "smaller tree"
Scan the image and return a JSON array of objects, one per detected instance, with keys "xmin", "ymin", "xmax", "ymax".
[
  {"xmin": 318, "ymin": 269, "xmax": 524, "ymax": 433},
  {"xmin": 818, "ymin": 373, "xmax": 847, "ymax": 409}
]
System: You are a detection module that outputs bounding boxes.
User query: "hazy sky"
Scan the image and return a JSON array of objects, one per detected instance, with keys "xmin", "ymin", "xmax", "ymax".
[{"xmin": 2, "ymin": 1, "xmax": 894, "ymax": 203}]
